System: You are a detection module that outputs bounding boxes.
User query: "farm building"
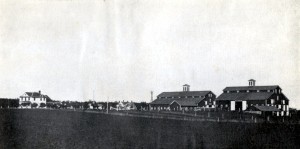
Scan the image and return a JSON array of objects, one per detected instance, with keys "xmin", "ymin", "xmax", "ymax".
[
  {"xmin": 150, "ymin": 84, "xmax": 216, "ymax": 111},
  {"xmin": 116, "ymin": 101, "xmax": 137, "ymax": 111},
  {"xmin": 216, "ymin": 79, "xmax": 289, "ymax": 116},
  {"xmin": 19, "ymin": 90, "xmax": 52, "ymax": 107}
]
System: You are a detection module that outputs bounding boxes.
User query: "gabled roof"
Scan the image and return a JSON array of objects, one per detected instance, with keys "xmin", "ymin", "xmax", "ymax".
[
  {"xmin": 150, "ymin": 98, "xmax": 175, "ymax": 105},
  {"xmin": 157, "ymin": 91, "xmax": 211, "ymax": 97},
  {"xmin": 216, "ymin": 92, "xmax": 273, "ymax": 101},
  {"xmin": 150, "ymin": 97, "xmax": 205, "ymax": 107},
  {"xmin": 252, "ymin": 105, "xmax": 280, "ymax": 112},
  {"xmin": 23, "ymin": 92, "xmax": 52, "ymax": 101},
  {"xmin": 174, "ymin": 97, "xmax": 205, "ymax": 106},
  {"xmin": 25, "ymin": 92, "xmax": 43, "ymax": 98},
  {"xmin": 223, "ymin": 86, "xmax": 280, "ymax": 91}
]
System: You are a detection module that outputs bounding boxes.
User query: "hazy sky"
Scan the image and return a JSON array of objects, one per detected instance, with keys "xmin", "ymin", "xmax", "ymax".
[{"xmin": 0, "ymin": 0, "xmax": 299, "ymax": 107}]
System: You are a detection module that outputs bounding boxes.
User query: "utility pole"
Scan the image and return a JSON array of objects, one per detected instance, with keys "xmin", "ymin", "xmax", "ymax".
[
  {"xmin": 151, "ymin": 91, "xmax": 153, "ymax": 102},
  {"xmin": 106, "ymin": 97, "xmax": 109, "ymax": 114},
  {"xmin": 93, "ymin": 90, "xmax": 95, "ymax": 101}
]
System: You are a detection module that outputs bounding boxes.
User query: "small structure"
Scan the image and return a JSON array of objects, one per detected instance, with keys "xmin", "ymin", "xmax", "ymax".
[
  {"xmin": 116, "ymin": 101, "xmax": 137, "ymax": 111},
  {"xmin": 150, "ymin": 84, "xmax": 216, "ymax": 111},
  {"xmin": 134, "ymin": 102, "xmax": 149, "ymax": 111},
  {"xmin": 246, "ymin": 105, "xmax": 280, "ymax": 117}
]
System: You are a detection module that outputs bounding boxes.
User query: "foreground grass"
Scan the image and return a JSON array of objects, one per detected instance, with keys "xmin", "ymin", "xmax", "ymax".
[{"xmin": 0, "ymin": 109, "xmax": 299, "ymax": 149}]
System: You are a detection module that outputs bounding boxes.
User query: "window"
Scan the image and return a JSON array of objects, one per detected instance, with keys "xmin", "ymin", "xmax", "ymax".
[
  {"xmin": 194, "ymin": 96, "xmax": 199, "ymax": 98},
  {"xmin": 282, "ymin": 100, "xmax": 285, "ymax": 105},
  {"xmin": 278, "ymin": 105, "xmax": 281, "ymax": 109},
  {"xmin": 271, "ymin": 99, "xmax": 274, "ymax": 104},
  {"xmin": 205, "ymin": 101, "xmax": 207, "ymax": 105},
  {"xmin": 187, "ymin": 96, "xmax": 192, "ymax": 98},
  {"xmin": 209, "ymin": 99, "xmax": 211, "ymax": 102}
]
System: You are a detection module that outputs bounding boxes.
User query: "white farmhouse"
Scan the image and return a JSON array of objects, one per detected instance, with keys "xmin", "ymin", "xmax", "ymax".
[{"xmin": 19, "ymin": 90, "xmax": 51, "ymax": 107}]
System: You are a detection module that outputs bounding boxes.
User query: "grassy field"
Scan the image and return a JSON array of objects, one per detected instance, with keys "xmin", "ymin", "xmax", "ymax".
[{"xmin": 0, "ymin": 109, "xmax": 299, "ymax": 149}]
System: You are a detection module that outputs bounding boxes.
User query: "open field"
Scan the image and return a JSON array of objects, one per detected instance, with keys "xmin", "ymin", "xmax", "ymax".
[{"xmin": 0, "ymin": 109, "xmax": 299, "ymax": 149}]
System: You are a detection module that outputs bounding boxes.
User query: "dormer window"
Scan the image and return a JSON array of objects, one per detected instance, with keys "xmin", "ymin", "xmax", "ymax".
[
  {"xmin": 247, "ymin": 90, "xmax": 249, "ymax": 93},
  {"xmin": 257, "ymin": 90, "xmax": 259, "ymax": 92}
]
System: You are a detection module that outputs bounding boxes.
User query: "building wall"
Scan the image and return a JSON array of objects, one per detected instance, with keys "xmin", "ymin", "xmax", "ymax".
[
  {"xmin": 198, "ymin": 93, "xmax": 216, "ymax": 108},
  {"xmin": 170, "ymin": 102, "xmax": 180, "ymax": 111},
  {"xmin": 20, "ymin": 96, "xmax": 46, "ymax": 106},
  {"xmin": 150, "ymin": 104, "xmax": 170, "ymax": 111}
]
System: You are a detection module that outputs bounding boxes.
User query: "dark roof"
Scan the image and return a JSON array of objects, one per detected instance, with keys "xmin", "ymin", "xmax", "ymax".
[
  {"xmin": 252, "ymin": 105, "xmax": 280, "ymax": 112},
  {"xmin": 151, "ymin": 97, "xmax": 205, "ymax": 107},
  {"xmin": 25, "ymin": 92, "xmax": 43, "ymax": 98},
  {"xmin": 174, "ymin": 97, "xmax": 205, "ymax": 106},
  {"xmin": 183, "ymin": 84, "xmax": 190, "ymax": 86},
  {"xmin": 23, "ymin": 92, "xmax": 52, "ymax": 101},
  {"xmin": 157, "ymin": 91, "xmax": 211, "ymax": 97},
  {"xmin": 216, "ymin": 92, "xmax": 273, "ymax": 101},
  {"xmin": 150, "ymin": 98, "xmax": 175, "ymax": 105},
  {"xmin": 248, "ymin": 79, "xmax": 255, "ymax": 81},
  {"xmin": 223, "ymin": 86, "xmax": 280, "ymax": 91}
]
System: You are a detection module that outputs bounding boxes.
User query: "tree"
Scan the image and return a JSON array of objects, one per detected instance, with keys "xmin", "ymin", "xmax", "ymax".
[
  {"xmin": 21, "ymin": 102, "xmax": 31, "ymax": 107},
  {"xmin": 83, "ymin": 102, "xmax": 89, "ymax": 110},
  {"xmin": 40, "ymin": 103, "xmax": 46, "ymax": 108},
  {"xmin": 31, "ymin": 103, "xmax": 38, "ymax": 108}
]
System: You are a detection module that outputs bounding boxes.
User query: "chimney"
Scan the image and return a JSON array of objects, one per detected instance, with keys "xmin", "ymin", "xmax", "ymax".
[
  {"xmin": 39, "ymin": 90, "xmax": 41, "ymax": 94},
  {"xmin": 183, "ymin": 84, "xmax": 190, "ymax": 92},
  {"xmin": 248, "ymin": 79, "xmax": 256, "ymax": 86}
]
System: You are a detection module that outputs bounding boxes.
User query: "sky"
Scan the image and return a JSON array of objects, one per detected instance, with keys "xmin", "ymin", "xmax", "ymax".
[{"xmin": 0, "ymin": 0, "xmax": 299, "ymax": 108}]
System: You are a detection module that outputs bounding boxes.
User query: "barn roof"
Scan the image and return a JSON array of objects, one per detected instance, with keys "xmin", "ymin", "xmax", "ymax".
[
  {"xmin": 216, "ymin": 92, "xmax": 273, "ymax": 101},
  {"xmin": 252, "ymin": 105, "xmax": 280, "ymax": 112},
  {"xmin": 150, "ymin": 98, "xmax": 175, "ymax": 105},
  {"xmin": 223, "ymin": 86, "xmax": 280, "ymax": 91},
  {"xmin": 157, "ymin": 91, "xmax": 211, "ymax": 97},
  {"xmin": 174, "ymin": 97, "xmax": 205, "ymax": 106},
  {"xmin": 150, "ymin": 97, "xmax": 205, "ymax": 106}
]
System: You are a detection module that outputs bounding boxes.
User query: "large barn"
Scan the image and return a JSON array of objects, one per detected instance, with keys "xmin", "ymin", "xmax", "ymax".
[
  {"xmin": 216, "ymin": 79, "xmax": 289, "ymax": 116},
  {"xmin": 150, "ymin": 84, "xmax": 216, "ymax": 111}
]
